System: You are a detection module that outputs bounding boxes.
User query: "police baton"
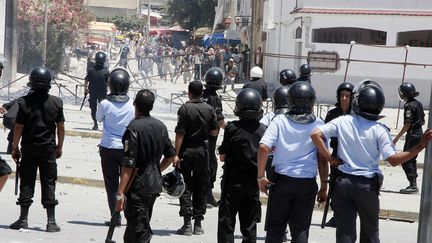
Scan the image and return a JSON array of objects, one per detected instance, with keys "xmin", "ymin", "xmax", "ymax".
[
  {"xmin": 80, "ymin": 93, "xmax": 87, "ymax": 111},
  {"xmin": 321, "ymin": 175, "xmax": 335, "ymax": 229},
  {"xmin": 105, "ymin": 168, "xmax": 137, "ymax": 243},
  {"xmin": 14, "ymin": 157, "xmax": 20, "ymax": 196}
]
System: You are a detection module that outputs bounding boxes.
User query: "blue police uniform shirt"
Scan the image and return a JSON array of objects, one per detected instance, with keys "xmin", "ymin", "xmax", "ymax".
[
  {"xmin": 319, "ymin": 114, "xmax": 397, "ymax": 178},
  {"xmin": 260, "ymin": 115, "xmax": 325, "ymax": 178},
  {"xmin": 260, "ymin": 112, "xmax": 276, "ymax": 127},
  {"xmin": 96, "ymin": 99, "xmax": 135, "ymax": 149}
]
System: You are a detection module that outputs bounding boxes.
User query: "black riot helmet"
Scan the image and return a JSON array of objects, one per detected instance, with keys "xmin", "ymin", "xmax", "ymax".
[
  {"xmin": 398, "ymin": 82, "xmax": 419, "ymax": 100},
  {"xmin": 273, "ymin": 86, "xmax": 290, "ymax": 110},
  {"xmin": 205, "ymin": 67, "xmax": 224, "ymax": 90},
  {"xmin": 279, "ymin": 69, "xmax": 297, "ymax": 86},
  {"xmin": 352, "ymin": 80, "xmax": 385, "ymax": 121},
  {"xmin": 287, "ymin": 81, "xmax": 315, "ymax": 114},
  {"xmin": 162, "ymin": 168, "xmax": 186, "ymax": 199},
  {"xmin": 299, "ymin": 64, "xmax": 311, "ymax": 77},
  {"xmin": 108, "ymin": 68, "xmax": 130, "ymax": 95},
  {"xmin": 95, "ymin": 52, "xmax": 106, "ymax": 66},
  {"xmin": 234, "ymin": 88, "xmax": 263, "ymax": 120},
  {"xmin": 27, "ymin": 66, "xmax": 52, "ymax": 90},
  {"xmin": 336, "ymin": 82, "xmax": 354, "ymax": 101}
]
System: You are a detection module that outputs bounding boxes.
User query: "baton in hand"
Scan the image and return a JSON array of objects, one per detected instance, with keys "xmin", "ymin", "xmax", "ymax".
[
  {"xmin": 321, "ymin": 177, "xmax": 335, "ymax": 229},
  {"xmin": 80, "ymin": 93, "xmax": 87, "ymax": 111},
  {"xmin": 15, "ymin": 158, "xmax": 20, "ymax": 196},
  {"xmin": 105, "ymin": 211, "xmax": 120, "ymax": 243}
]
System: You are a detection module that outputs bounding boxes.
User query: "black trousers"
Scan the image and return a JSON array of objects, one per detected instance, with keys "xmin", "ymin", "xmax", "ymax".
[
  {"xmin": 178, "ymin": 145, "xmax": 209, "ymax": 220},
  {"xmin": 17, "ymin": 146, "xmax": 58, "ymax": 208},
  {"xmin": 218, "ymin": 177, "xmax": 261, "ymax": 243},
  {"xmin": 208, "ymin": 135, "xmax": 218, "ymax": 189},
  {"xmin": 89, "ymin": 94, "xmax": 106, "ymax": 122},
  {"xmin": 402, "ymin": 133, "xmax": 421, "ymax": 181},
  {"xmin": 124, "ymin": 193, "xmax": 158, "ymax": 243},
  {"xmin": 333, "ymin": 174, "xmax": 379, "ymax": 243},
  {"xmin": 100, "ymin": 147, "xmax": 123, "ymax": 216},
  {"xmin": 265, "ymin": 175, "xmax": 317, "ymax": 243}
]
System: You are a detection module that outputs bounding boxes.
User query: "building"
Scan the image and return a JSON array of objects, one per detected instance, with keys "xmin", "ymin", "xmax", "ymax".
[
  {"xmin": 263, "ymin": 0, "xmax": 432, "ymax": 107},
  {"xmin": 86, "ymin": 0, "xmax": 168, "ymax": 18}
]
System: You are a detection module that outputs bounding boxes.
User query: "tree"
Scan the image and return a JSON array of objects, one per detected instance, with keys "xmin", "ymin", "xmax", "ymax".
[
  {"xmin": 17, "ymin": 0, "xmax": 92, "ymax": 72},
  {"xmin": 96, "ymin": 15, "xmax": 144, "ymax": 33},
  {"xmin": 165, "ymin": 0, "xmax": 216, "ymax": 30}
]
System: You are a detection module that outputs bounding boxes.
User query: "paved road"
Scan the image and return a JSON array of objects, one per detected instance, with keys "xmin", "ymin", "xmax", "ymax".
[{"xmin": 0, "ymin": 180, "xmax": 419, "ymax": 243}]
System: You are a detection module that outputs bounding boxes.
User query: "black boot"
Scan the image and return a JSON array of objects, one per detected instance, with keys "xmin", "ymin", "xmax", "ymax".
[
  {"xmin": 10, "ymin": 206, "xmax": 29, "ymax": 230},
  {"xmin": 193, "ymin": 219, "xmax": 204, "ymax": 235},
  {"xmin": 46, "ymin": 207, "xmax": 61, "ymax": 232},
  {"xmin": 176, "ymin": 216, "xmax": 192, "ymax": 236},
  {"xmin": 400, "ymin": 179, "xmax": 419, "ymax": 194}
]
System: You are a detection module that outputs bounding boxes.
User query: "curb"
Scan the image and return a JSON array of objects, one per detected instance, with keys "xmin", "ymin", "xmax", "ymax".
[{"xmin": 10, "ymin": 173, "xmax": 419, "ymax": 223}]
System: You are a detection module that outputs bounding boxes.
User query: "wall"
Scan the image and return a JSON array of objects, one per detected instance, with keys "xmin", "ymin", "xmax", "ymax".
[
  {"xmin": 86, "ymin": 0, "xmax": 137, "ymax": 9},
  {"xmin": 0, "ymin": 1, "xmax": 5, "ymax": 55},
  {"xmin": 264, "ymin": 11, "xmax": 432, "ymax": 108}
]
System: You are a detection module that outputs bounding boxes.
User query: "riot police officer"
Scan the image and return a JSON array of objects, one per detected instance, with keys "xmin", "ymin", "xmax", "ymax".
[
  {"xmin": 297, "ymin": 64, "xmax": 311, "ymax": 83},
  {"xmin": 0, "ymin": 57, "xmax": 12, "ymax": 192},
  {"xmin": 323, "ymin": 82, "xmax": 354, "ymax": 227},
  {"xmin": 218, "ymin": 88, "xmax": 266, "ymax": 243},
  {"xmin": 174, "ymin": 81, "xmax": 219, "ymax": 236},
  {"xmin": 279, "ymin": 69, "xmax": 297, "ymax": 86},
  {"xmin": 84, "ymin": 51, "xmax": 109, "ymax": 130},
  {"xmin": 242, "ymin": 66, "xmax": 268, "ymax": 100},
  {"xmin": 312, "ymin": 80, "xmax": 432, "ymax": 243},
  {"xmin": 202, "ymin": 67, "xmax": 225, "ymax": 207},
  {"xmin": 115, "ymin": 89, "xmax": 176, "ymax": 242},
  {"xmin": 96, "ymin": 68, "xmax": 135, "ymax": 226},
  {"xmin": 10, "ymin": 67, "xmax": 65, "ymax": 232},
  {"xmin": 258, "ymin": 82, "xmax": 328, "ymax": 242},
  {"xmin": 393, "ymin": 82, "xmax": 425, "ymax": 194}
]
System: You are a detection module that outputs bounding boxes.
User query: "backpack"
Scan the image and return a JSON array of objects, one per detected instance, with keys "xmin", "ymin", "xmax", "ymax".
[{"xmin": 3, "ymin": 99, "xmax": 19, "ymax": 130}]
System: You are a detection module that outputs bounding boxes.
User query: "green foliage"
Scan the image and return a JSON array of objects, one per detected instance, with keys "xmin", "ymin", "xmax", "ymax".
[
  {"xmin": 165, "ymin": 0, "xmax": 216, "ymax": 30},
  {"xmin": 96, "ymin": 16, "xmax": 144, "ymax": 32},
  {"xmin": 17, "ymin": 0, "xmax": 92, "ymax": 72}
]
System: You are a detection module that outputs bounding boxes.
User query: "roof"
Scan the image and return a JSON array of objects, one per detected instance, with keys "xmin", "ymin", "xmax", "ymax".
[{"xmin": 291, "ymin": 8, "xmax": 432, "ymax": 16}]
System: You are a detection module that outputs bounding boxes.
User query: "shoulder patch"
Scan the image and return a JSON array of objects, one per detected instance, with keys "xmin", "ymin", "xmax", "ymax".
[
  {"xmin": 124, "ymin": 139, "xmax": 129, "ymax": 152},
  {"xmin": 405, "ymin": 110, "xmax": 412, "ymax": 118}
]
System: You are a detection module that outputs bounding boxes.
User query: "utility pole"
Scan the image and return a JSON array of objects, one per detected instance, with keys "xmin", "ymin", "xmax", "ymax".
[
  {"xmin": 417, "ymin": 83, "xmax": 432, "ymax": 242},
  {"xmin": 250, "ymin": 0, "xmax": 255, "ymax": 66},
  {"xmin": 42, "ymin": 0, "xmax": 48, "ymax": 65},
  {"xmin": 3, "ymin": 0, "xmax": 17, "ymax": 93}
]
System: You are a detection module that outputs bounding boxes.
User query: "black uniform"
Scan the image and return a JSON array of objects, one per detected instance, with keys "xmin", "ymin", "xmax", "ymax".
[
  {"xmin": 218, "ymin": 120, "xmax": 266, "ymax": 243},
  {"xmin": 15, "ymin": 90, "xmax": 65, "ymax": 208},
  {"xmin": 297, "ymin": 76, "xmax": 311, "ymax": 83},
  {"xmin": 242, "ymin": 79, "xmax": 268, "ymax": 100},
  {"xmin": 2, "ymin": 98, "xmax": 18, "ymax": 154},
  {"xmin": 202, "ymin": 89, "xmax": 224, "ymax": 191},
  {"xmin": 175, "ymin": 99, "xmax": 218, "ymax": 220},
  {"xmin": 122, "ymin": 115, "xmax": 176, "ymax": 242},
  {"xmin": 85, "ymin": 65, "xmax": 109, "ymax": 123},
  {"xmin": 402, "ymin": 98, "xmax": 425, "ymax": 183},
  {"xmin": 0, "ymin": 158, "xmax": 12, "ymax": 177}
]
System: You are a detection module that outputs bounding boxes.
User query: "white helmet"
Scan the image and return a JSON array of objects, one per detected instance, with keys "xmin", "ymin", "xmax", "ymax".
[{"xmin": 250, "ymin": 66, "xmax": 263, "ymax": 79}]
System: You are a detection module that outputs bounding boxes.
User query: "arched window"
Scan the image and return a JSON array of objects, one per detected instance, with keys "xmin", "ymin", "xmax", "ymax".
[
  {"xmin": 397, "ymin": 30, "xmax": 432, "ymax": 47},
  {"xmin": 312, "ymin": 27, "xmax": 387, "ymax": 45},
  {"xmin": 295, "ymin": 27, "xmax": 302, "ymax": 39}
]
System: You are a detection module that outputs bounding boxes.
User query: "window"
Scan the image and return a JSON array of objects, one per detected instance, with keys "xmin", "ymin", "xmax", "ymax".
[
  {"xmin": 397, "ymin": 30, "xmax": 432, "ymax": 47},
  {"xmin": 312, "ymin": 27, "xmax": 387, "ymax": 45},
  {"xmin": 295, "ymin": 27, "xmax": 302, "ymax": 39}
]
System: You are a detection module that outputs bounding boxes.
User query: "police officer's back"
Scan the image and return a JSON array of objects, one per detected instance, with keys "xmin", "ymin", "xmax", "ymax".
[
  {"xmin": 218, "ymin": 88, "xmax": 266, "ymax": 242},
  {"xmin": 242, "ymin": 66, "xmax": 268, "ymax": 100},
  {"xmin": 10, "ymin": 67, "xmax": 65, "ymax": 232},
  {"xmin": 174, "ymin": 80, "xmax": 218, "ymax": 236},
  {"xmin": 84, "ymin": 51, "xmax": 109, "ymax": 130}
]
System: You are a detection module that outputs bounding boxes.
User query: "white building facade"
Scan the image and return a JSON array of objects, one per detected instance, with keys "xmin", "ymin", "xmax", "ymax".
[{"xmin": 264, "ymin": 0, "xmax": 432, "ymax": 107}]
